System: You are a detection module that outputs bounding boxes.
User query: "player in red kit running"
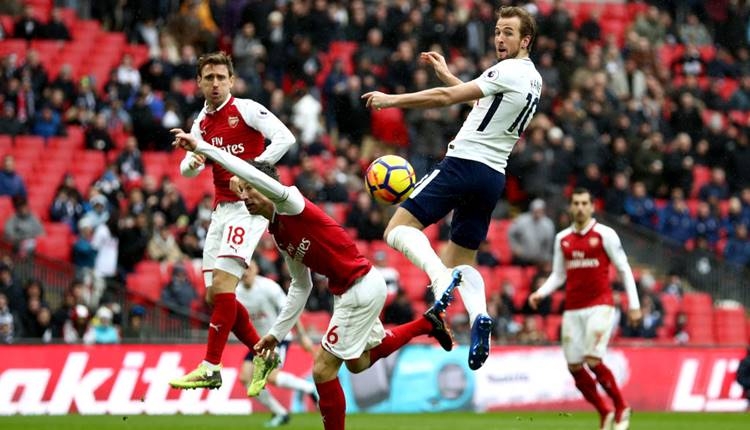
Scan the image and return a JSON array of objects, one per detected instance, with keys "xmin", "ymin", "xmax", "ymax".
[
  {"xmin": 529, "ymin": 188, "xmax": 642, "ymax": 430},
  {"xmin": 169, "ymin": 52, "xmax": 295, "ymax": 390},
  {"xmin": 172, "ymin": 129, "xmax": 460, "ymax": 430}
]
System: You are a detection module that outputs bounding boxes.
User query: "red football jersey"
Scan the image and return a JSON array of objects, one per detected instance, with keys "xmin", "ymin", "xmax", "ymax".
[
  {"xmin": 269, "ymin": 198, "xmax": 372, "ymax": 295},
  {"xmin": 193, "ymin": 97, "xmax": 268, "ymax": 205},
  {"xmin": 557, "ymin": 221, "xmax": 616, "ymax": 310}
]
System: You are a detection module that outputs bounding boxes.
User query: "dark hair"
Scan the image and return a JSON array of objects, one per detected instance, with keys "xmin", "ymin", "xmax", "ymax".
[
  {"xmin": 249, "ymin": 160, "xmax": 280, "ymax": 182},
  {"xmin": 570, "ymin": 187, "xmax": 592, "ymax": 202},
  {"xmin": 197, "ymin": 51, "xmax": 234, "ymax": 78},
  {"xmin": 497, "ymin": 6, "xmax": 537, "ymax": 49}
]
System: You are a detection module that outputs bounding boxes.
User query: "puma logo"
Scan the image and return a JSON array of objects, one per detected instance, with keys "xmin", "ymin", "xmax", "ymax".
[{"xmin": 209, "ymin": 323, "xmax": 222, "ymax": 332}]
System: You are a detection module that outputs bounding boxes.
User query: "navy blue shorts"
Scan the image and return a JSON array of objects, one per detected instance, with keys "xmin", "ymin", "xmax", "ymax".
[
  {"xmin": 401, "ymin": 157, "xmax": 506, "ymax": 250},
  {"xmin": 244, "ymin": 339, "xmax": 290, "ymax": 366}
]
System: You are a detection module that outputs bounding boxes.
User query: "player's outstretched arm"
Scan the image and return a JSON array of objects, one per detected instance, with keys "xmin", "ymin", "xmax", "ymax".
[
  {"xmin": 267, "ymin": 256, "xmax": 314, "ymax": 344},
  {"xmin": 362, "ymin": 80, "xmax": 483, "ymax": 110},
  {"xmin": 171, "ymin": 128, "xmax": 289, "ymax": 202}
]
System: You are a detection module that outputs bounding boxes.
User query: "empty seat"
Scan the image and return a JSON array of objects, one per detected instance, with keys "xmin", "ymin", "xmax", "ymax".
[
  {"xmin": 126, "ymin": 272, "xmax": 162, "ymax": 304},
  {"xmin": 299, "ymin": 311, "xmax": 331, "ymax": 337},
  {"xmin": 713, "ymin": 307, "xmax": 747, "ymax": 346},
  {"xmin": 35, "ymin": 235, "xmax": 72, "ymax": 262}
]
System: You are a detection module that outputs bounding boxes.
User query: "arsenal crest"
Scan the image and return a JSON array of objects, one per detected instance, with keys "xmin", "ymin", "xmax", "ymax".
[
  {"xmin": 228, "ymin": 116, "xmax": 239, "ymax": 128},
  {"xmin": 589, "ymin": 237, "xmax": 599, "ymax": 247}
]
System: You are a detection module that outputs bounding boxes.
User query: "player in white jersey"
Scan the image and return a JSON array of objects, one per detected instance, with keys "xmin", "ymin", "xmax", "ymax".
[
  {"xmin": 362, "ymin": 6, "xmax": 542, "ymax": 370},
  {"xmin": 529, "ymin": 188, "xmax": 641, "ymax": 430},
  {"xmin": 236, "ymin": 260, "xmax": 318, "ymax": 427},
  {"xmin": 170, "ymin": 52, "xmax": 295, "ymax": 390}
]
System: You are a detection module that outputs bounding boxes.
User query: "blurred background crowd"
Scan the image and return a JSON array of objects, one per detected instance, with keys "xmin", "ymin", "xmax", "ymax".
[{"xmin": 1, "ymin": 0, "xmax": 749, "ymax": 347}]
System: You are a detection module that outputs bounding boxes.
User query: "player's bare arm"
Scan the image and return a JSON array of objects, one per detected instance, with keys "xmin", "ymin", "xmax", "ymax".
[
  {"xmin": 420, "ymin": 51, "xmax": 462, "ymax": 86},
  {"xmin": 362, "ymin": 81, "xmax": 483, "ymax": 110}
]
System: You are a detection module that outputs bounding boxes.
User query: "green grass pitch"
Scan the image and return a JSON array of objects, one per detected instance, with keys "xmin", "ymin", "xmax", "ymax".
[{"xmin": 1, "ymin": 412, "xmax": 748, "ymax": 430}]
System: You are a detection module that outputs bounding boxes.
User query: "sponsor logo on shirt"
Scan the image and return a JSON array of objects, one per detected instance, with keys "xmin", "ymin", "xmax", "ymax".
[
  {"xmin": 566, "ymin": 258, "xmax": 600, "ymax": 269},
  {"xmin": 287, "ymin": 238, "xmax": 311, "ymax": 262}
]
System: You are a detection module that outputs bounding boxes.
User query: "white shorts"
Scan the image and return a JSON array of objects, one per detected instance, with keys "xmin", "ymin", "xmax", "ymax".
[
  {"xmin": 561, "ymin": 305, "xmax": 616, "ymax": 364},
  {"xmin": 202, "ymin": 201, "xmax": 268, "ymax": 286},
  {"xmin": 321, "ymin": 268, "xmax": 387, "ymax": 360}
]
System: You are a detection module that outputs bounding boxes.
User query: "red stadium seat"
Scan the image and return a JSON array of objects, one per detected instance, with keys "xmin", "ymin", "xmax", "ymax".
[
  {"xmin": 370, "ymin": 108, "xmax": 409, "ymax": 147},
  {"xmin": 713, "ymin": 306, "xmax": 747, "ymax": 346},
  {"xmin": 299, "ymin": 311, "xmax": 331, "ymax": 337},
  {"xmin": 0, "ymin": 196, "xmax": 12, "ymax": 221},
  {"xmin": 544, "ymin": 314, "xmax": 563, "ymax": 342},
  {"xmin": 126, "ymin": 272, "xmax": 162, "ymax": 304},
  {"xmin": 690, "ymin": 166, "xmax": 711, "ymax": 198},
  {"xmin": 0, "ymin": 135, "xmax": 11, "ymax": 153},
  {"xmin": 35, "ymin": 235, "xmax": 72, "ymax": 262}
]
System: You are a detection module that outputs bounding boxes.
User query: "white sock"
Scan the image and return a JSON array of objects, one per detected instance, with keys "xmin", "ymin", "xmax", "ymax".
[
  {"xmin": 257, "ymin": 389, "xmax": 287, "ymax": 416},
  {"xmin": 275, "ymin": 371, "xmax": 315, "ymax": 393},
  {"xmin": 201, "ymin": 360, "xmax": 221, "ymax": 370},
  {"xmin": 456, "ymin": 264, "xmax": 488, "ymax": 325},
  {"xmin": 386, "ymin": 225, "xmax": 446, "ymax": 282}
]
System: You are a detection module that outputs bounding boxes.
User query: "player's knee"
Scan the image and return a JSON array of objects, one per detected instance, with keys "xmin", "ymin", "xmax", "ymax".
[
  {"xmin": 584, "ymin": 357, "xmax": 602, "ymax": 368},
  {"xmin": 568, "ymin": 363, "xmax": 584, "ymax": 373}
]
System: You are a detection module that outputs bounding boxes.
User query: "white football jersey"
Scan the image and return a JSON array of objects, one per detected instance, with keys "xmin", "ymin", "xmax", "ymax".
[
  {"xmin": 447, "ymin": 57, "xmax": 543, "ymax": 174},
  {"xmin": 236, "ymin": 275, "xmax": 289, "ymax": 337}
]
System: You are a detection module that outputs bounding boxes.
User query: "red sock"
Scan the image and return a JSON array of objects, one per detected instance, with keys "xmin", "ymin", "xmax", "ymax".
[
  {"xmin": 232, "ymin": 300, "xmax": 261, "ymax": 347},
  {"xmin": 204, "ymin": 292, "xmax": 237, "ymax": 364},
  {"xmin": 571, "ymin": 367, "xmax": 610, "ymax": 416},
  {"xmin": 316, "ymin": 378, "xmax": 345, "ymax": 430},
  {"xmin": 368, "ymin": 317, "xmax": 432, "ymax": 365},
  {"xmin": 590, "ymin": 363, "xmax": 626, "ymax": 410}
]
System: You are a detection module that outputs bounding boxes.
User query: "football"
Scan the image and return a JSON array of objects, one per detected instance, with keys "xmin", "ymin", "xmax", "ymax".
[{"xmin": 364, "ymin": 155, "xmax": 417, "ymax": 205}]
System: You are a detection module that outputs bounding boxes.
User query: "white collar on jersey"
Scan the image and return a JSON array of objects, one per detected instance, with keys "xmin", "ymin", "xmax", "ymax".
[
  {"xmin": 205, "ymin": 94, "xmax": 233, "ymax": 114},
  {"xmin": 572, "ymin": 218, "xmax": 597, "ymax": 235}
]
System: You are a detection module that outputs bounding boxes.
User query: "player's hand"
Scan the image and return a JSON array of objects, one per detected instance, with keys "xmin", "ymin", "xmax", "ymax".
[
  {"xmin": 170, "ymin": 128, "xmax": 198, "ymax": 152},
  {"xmin": 361, "ymin": 91, "xmax": 391, "ymax": 110},
  {"xmin": 420, "ymin": 51, "xmax": 451, "ymax": 82},
  {"xmin": 187, "ymin": 153, "xmax": 205, "ymax": 169},
  {"xmin": 254, "ymin": 334, "xmax": 279, "ymax": 356},
  {"xmin": 229, "ymin": 175, "xmax": 244, "ymax": 196},
  {"xmin": 527, "ymin": 292, "xmax": 543, "ymax": 311},
  {"xmin": 299, "ymin": 334, "xmax": 314, "ymax": 353},
  {"xmin": 627, "ymin": 308, "xmax": 643, "ymax": 327}
]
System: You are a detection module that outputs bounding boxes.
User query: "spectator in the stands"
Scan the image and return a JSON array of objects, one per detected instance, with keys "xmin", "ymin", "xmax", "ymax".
[
  {"xmin": 663, "ymin": 132, "xmax": 695, "ymax": 195},
  {"xmin": 678, "ymin": 13, "xmax": 713, "ymax": 46},
  {"xmin": 117, "ymin": 211, "xmax": 150, "ymax": 274},
  {"xmin": 115, "ymin": 136, "xmax": 144, "ymax": 187},
  {"xmin": 43, "ymin": 7, "xmax": 71, "ymax": 40},
  {"xmin": 508, "ymin": 199, "xmax": 555, "ymax": 267},
  {"xmin": 32, "ymin": 104, "xmax": 65, "ymax": 138},
  {"xmin": 85, "ymin": 112, "xmax": 115, "ymax": 152},
  {"xmin": 723, "ymin": 196, "xmax": 750, "ymax": 238},
  {"xmin": 476, "ymin": 239, "xmax": 500, "ymax": 268},
  {"xmin": 121, "ymin": 305, "xmax": 147, "ymax": 341},
  {"xmin": 621, "ymin": 293, "xmax": 663, "ymax": 339},
  {"xmin": 13, "ymin": 5, "xmax": 43, "ymax": 40},
  {"xmin": 729, "ymin": 75, "xmax": 750, "ymax": 111},
  {"xmin": 0, "ymin": 261, "xmax": 23, "ymax": 314},
  {"xmin": 62, "ymin": 304, "xmax": 90, "ymax": 344},
  {"xmin": 49, "ymin": 187, "xmax": 83, "ymax": 232},
  {"xmin": 116, "ymin": 53, "xmax": 141, "ymax": 95},
  {"xmin": 658, "ymin": 188, "xmax": 694, "ymax": 246},
  {"xmin": 632, "ymin": 133, "xmax": 665, "ymax": 195},
  {"xmin": 83, "ymin": 306, "xmax": 120, "ymax": 344},
  {"xmin": 160, "ymin": 263, "xmax": 197, "ymax": 320},
  {"xmin": 147, "ymin": 212, "xmax": 183, "ymax": 263},
  {"xmin": 693, "ymin": 201, "xmax": 722, "ymax": 247},
  {"xmin": 698, "ymin": 167, "xmax": 730, "ymax": 207},
  {"xmin": 0, "ymin": 103, "xmax": 25, "ymax": 136},
  {"xmin": 383, "ymin": 288, "xmax": 414, "ymax": 325},
  {"xmin": 0, "ymin": 155, "xmax": 27, "ymax": 200},
  {"xmin": 318, "ymin": 168, "xmax": 349, "ymax": 203},
  {"xmin": 4, "ymin": 197, "xmax": 43, "ymax": 257},
  {"xmin": 0, "ymin": 292, "xmax": 16, "ymax": 344},
  {"xmin": 724, "ymin": 223, "xmax": 750, "ymax": 269},
  {"xmin": 624, "ymin": 180, "xmax": 658, "ymax": 229},
  {"xmin": 605, "ymin": 172, "xmax": 630, "ymax": 220}
]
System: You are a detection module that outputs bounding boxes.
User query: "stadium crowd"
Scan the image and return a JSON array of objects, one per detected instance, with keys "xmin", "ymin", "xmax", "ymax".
[{"xmin": 0, "ymin": 0, "xmax": 749, "ymax": 345}]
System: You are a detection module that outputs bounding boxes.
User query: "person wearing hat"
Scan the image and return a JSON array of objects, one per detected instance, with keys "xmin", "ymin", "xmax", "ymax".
[
  {"xmin": 83, "ymin": 306, "xmax": 120, "ymax": 344},
  {"xmin": 507, "ymin": 198, "xmax": 556, "ymax": 267}
]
